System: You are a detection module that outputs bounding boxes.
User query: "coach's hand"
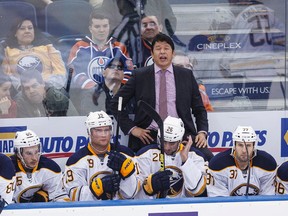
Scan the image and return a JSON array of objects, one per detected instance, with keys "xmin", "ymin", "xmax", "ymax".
[
  {"xmin": 195, "ymin": 132, "xmax": 207, "ymax": 148},
  {"xmin": 131, "ymin": 127, "xmax": 154, "ymax": 145}
]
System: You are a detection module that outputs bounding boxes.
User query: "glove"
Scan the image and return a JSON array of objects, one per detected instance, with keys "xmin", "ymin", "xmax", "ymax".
[
  {"xmin": 143, "ymin": 170, "xmax": 172, "ymax": 196},
  {"xmin": 107, "ymin": 151, "xmax": 135, "ymax": 179},
  {"xmin": 0, "ymin": 196, "xmax": 7, "ymax": 213},
  {"xmin": 30, "ymin": 190, "xmax": 49, "ymax": 202},
  {"xmin": 90, "ymin": 174, "xmax": 121, "ymax": 200}
]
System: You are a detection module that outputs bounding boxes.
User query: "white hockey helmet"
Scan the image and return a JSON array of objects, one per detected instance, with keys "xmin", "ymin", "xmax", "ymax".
[
  {"xmin": 85, "ymin": 111, "xmax": 113, "ymax": 135},
  {"xmin": 14, "ymin": 129, "xmax": 42, "ymax": 168},
  {"xmin": 210, "ymin": 7, "xmax": 235, "ymax": 31},
  {"xmin": 14, "ymin": 129, "xmax": 41, "ymax": 150},
  {"xmin": 232, "ymin": 126, "xmax": 257, "ymax": 143},
  {"xmin": 158, "ymin": 116, "xmax": 185, "ymax": 143}
]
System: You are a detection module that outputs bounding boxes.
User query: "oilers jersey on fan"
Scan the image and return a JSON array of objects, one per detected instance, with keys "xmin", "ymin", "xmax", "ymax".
[
  {"xmin": 275, "ymin": 161, "xmax": 288, "ymax": 195},
  {"xmin": 63, "ymin": 143, "xmax": 139, "ymax": 201},
  {"xmin": 10, "ymin": 155, "xmax": 69, "ymax": 203},
  {"xmin": 67, "ymin": 38, "xmax": 134, "ymax": 89},
  {"xmin": 135, "ymin": 144, "xmax": 206, "ymax": 199},
  {"xmin": 0, "ymin": 154, "xmax": 15, "ymax": 204},
  {"xmin": 207, "ymin": 149, "xmax": 277, "ymax": 196}
]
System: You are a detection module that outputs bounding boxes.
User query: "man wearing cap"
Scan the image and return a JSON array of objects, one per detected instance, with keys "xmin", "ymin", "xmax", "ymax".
[{"xmin": 103, "ymin": 58, "xmax": 135, "ymax": 114}]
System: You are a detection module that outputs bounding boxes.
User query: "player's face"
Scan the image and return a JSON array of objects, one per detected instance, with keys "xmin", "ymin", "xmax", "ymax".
[
  {"xmin": 15, "ymin": 20, "xmax": 35, "ymax": 46},
  {"xmin": 172, "ymin": 55, "xmax": 193, "ymax": 70},
  {"xmin": 141, "ymin": 16, "xmax": 162, "ymax": 42},
  {"xmin": 234, "ymin": 141, "xmax": 254, "ymax": 163},
  {"xmin": 0, "ymin": 81, "xmax": 11, "ymax": 99},
  {"xmin": 103, "ymin": 61, "xmax": 124, "ymax": 83},
  {"xmin": 151, "ymin": 41, "xmax": 174, "ymax": 70},
  {"xmin": 164, "ymin": 141, "xmax": 180, "ymax": 155},
  {"xmin": 21, "ymin": 145, "xmax": 41, "ymax": 169},
  {"xmin": 90, "ymin": 126, "xmax": 111, "ymax": 150},
  {"xmin": 89, "ymin": 18, "xmax": 110, "ymax": 43},
  {"xmin": 22, "ymin": 79, "xmax": 46, "ymax": 104}
]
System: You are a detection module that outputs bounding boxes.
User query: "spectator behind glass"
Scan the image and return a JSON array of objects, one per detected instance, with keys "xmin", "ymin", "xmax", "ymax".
[
  {"xmin": 102, "ymin": 57, "xmax": 135, "ymax": 114},
  {"xmin": 172, "ymin": 50, "xmax": 213, "ymax": 112},
  {"xmin": 0, "ymin": 70, "xmax": 17, "ymax": 118},
  {"xmin": 15, "ymin": 69, "xmax": 78, "ymax": 118},
  {"xmin": 139, "ymin": 15, "xmax": 163, "ymax": 67},
  {"xmin": 99, "ymin": 0, "xmax": 176, "ymax": 36},
  {"xmin": 220, "ymin": 0, "xmax": 285, "ymax": 77},
  {"xmin": 67, "ymin": 12, "xmax": 133, "ymax": 116},
  {"xmin": 0, "ymin": 17, "xmax": 66, "ymax": 93},
  {"xmin": 98, "ymin": 0, "xmax": 176, "ymax": 67}
]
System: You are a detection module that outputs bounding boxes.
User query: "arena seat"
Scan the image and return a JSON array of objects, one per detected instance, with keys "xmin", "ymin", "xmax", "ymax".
[
  {"xmin": 0, "ymin": 1, "xmax": 37, "ymax": 40},
  {"xmin": 45, "ymin": 0, "xmax": 93, "ymax": 38}
]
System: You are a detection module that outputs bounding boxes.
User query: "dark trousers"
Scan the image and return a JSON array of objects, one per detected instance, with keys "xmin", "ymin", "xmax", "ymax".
[{"xmin": 128, "ymin": 130, "xmax": 158, "ymax": 153}]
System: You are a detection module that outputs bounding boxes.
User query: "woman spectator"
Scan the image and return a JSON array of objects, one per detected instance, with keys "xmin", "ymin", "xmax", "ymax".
[
  {"xmin": 0, "ymin": 70, "xmax": 17, "ymax": 118},
  {"xmin": 0, "ymin": 17, "xmax": 66, "ymax": 93}
]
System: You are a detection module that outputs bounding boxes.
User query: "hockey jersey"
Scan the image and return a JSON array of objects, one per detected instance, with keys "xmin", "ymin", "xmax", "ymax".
[
  {"xmin": 63, "ymin": 143, "xmax": 139, "ymax": 201},
  {"xmin": 135, "ymin": 144, "xmax": 206, "ymax": 199},
  {"xmin": 10, "ymin": 155, "xmax": 69, "ymax": 203},
  {"xmin": 67, "ymin": 38, "xmax": 133, "ymax": 89},
  {"xmin": 2, "ymin": 44, "xmax": 66, "ymax": 89},
  {"xmin": 207, "ymin": 149, "xmax": 277, "ymax": 196},
  {"xmin": 0, "ymin": 154, "xmax": 15, "ymax": 204},
  {"xmin": 228, "ymin": 2, "xmax": 285, "ymax": 54},
  {"xmin": 275, "ymin": 161, "xmax": 288, "ymax": 195}
]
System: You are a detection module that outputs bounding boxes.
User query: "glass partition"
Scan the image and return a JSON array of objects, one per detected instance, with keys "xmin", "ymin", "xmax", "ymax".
[{"xmin": 0, "ymin": 0, "xmax": 286, "ymax": 118}]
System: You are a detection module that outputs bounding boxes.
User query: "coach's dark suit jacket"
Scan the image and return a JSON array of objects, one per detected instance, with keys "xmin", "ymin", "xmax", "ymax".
[{"xmin": 111, "ymin": 64, "xmax": 208, "ymax": 140}]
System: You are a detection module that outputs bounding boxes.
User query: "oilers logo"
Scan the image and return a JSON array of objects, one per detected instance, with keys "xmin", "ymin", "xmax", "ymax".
[
  {"xmin": 165, "ymin": 166, "xmax": 183, "ymax": 197},
  {"xmin": 230, "ymin": 183, "xmax": 260, "ymax": 196},
  {"xmin": 17, "ymin": 55, "xmax": 43, "ymax": 73},
  {"xmin": 87, "ymin": 56, "xmax": 110, "ymax": 85}
]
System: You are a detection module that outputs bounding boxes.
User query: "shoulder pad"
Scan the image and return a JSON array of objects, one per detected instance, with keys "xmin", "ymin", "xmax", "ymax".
[
  {"xmin": 277, "ymin": 161, "xmax": 288, "ymax": 181},
  {"xmin": 66, "ymin": 146, "xmax": 91, "ymax": 166},
  {"xmin": 136, "ymin": 144, "xmax": 159, "ymax": 156},
  {"xmin": 37, "ymin": 156, "xmax": 61, "ymax": 173},
  {"xmin": 253, "ymin": 150, "xmax": 277, "ymax": 171},
  {"xmin": 189, "ymin": 146, "xmax": 208, "ymax": 161},
  {"xmin": 0, "ymin": 154, "xmax": 15, "ymax": 179},
  {"xmin": 112, "ymin": 144, "xmax": 135, "ymax": 157},
  {"xmin": 208, "ymin": 149, "xmax": 234, "ymax": 171}
]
